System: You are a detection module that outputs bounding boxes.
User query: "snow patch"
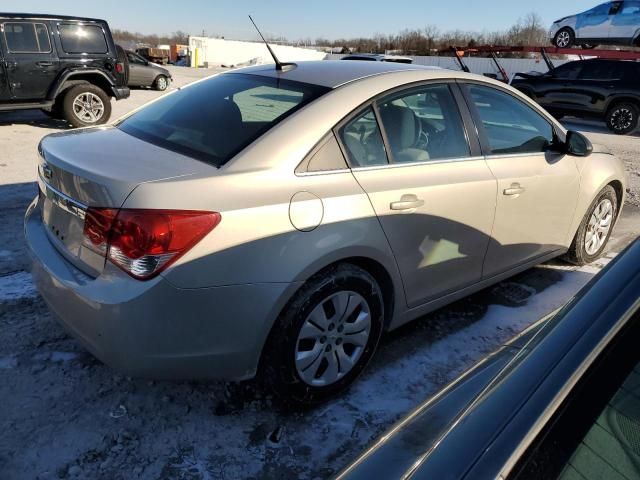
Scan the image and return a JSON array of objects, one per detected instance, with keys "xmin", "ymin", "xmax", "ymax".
[{"xmin": 0, "ymin": 271, "xmax": 37, "ymax": 301}]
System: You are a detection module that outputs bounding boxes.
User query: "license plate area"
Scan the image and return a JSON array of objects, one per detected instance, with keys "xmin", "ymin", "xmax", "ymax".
[{"xmin": 39, "ymin": 181, "xmax": 105, "ymax": 276}]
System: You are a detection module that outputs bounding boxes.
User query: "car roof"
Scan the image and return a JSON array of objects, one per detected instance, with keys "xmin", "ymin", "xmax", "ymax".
[
  {"xmin": 229, "ymin": 60, "xmax": 443, "ymax": 88},
  {"xmin": 0, "ymin": 13, "xmax": 106, "ymax": 23}
]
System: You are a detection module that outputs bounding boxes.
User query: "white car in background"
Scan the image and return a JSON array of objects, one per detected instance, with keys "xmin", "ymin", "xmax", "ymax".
[{"xmin": 550, "ymin": 1, "xmax": 640, "ymax": 48}]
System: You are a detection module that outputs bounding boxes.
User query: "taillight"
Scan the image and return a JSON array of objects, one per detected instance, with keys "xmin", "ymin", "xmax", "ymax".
[
  {"xmin": 115, "ymin": 62, "xmax": 124, "ymax": 74},
  {"xmin": 83, "ymin": 208, "xmax": 220, "ymax": 280}
]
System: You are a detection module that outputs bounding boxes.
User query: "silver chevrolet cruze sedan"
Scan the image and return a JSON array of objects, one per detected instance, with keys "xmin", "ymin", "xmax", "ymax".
[{"xmin": 25, "ymin": 61, "xmax": 626, "ymax": 404}]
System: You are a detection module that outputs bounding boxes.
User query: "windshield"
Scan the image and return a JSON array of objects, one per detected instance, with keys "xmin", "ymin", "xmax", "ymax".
[{"xmin": 118, "ymin": 73, "xmax": 330, "ymax": 166}]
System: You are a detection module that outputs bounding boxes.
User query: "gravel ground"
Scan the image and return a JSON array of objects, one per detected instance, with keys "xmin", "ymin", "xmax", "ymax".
[{"xmin": 1, "ymin": 66, "xmax": 639, "ymax": 479}]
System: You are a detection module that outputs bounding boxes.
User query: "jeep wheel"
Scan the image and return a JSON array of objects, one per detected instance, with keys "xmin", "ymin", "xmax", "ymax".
[
  {"xmin": 606, "ymin": 102, "xmax": 639, "ymax": 135},
  {"xmin": 154, "ymin": 75, "xmax": 168, "ymax": 91},
  {"xmin": 62, "ymin": 84, "xmax": 111, "ymax": 128}
]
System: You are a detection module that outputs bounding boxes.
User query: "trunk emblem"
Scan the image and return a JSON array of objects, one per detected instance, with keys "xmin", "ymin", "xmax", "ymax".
[{"xmin": 42, "ymin": 164, "xmax": 53, "ymax": 180}]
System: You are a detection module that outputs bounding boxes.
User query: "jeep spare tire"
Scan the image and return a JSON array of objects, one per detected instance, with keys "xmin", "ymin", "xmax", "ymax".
[{"xmin": 62, "ymin": 84, "xmax": 112, "ymax": 128}]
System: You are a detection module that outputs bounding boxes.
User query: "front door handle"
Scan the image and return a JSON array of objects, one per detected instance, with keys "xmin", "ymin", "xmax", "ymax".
[
  {"xmin": 3, "ymin": 60, "xmax": 17, "ymax": 69},
  {"xmin": 503, "ymin": 183, "xmax": 525, "ymax": 196},
  {"xmin": 390, "ymin": 194, "xmax": 424, "ymax": 211},
  {"xmin": 36, "ymin": 61, "xmax": 54, "ymax": 67}
]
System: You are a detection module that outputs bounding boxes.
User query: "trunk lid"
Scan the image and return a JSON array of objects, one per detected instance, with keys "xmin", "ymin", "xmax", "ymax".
[{"xmin": 37, "ymin": 126, "xmax": 214, "ymax": 276}]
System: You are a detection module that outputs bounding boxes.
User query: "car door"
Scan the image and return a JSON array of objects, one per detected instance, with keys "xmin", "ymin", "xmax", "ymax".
[
  {"xmin": 0, "ymin": 21, "xmax": 58, "ymax": 100},
  {"xmin": 609, "ymin": 1, "xmax": 640, "ymax": 42},
  {"xmin": 126, "ymin": 51, "xmax": 146, "ymax": 86},
  {"xmin": 340, "ymin": 82, "xmax": 497, "ymax": 308},
  {"xmin": 574, "ymin": 61, "xmax": 623, "ymax": 114},
  {"xmin": 461, "ymin": 83, "xmax": 580, "ymax": 278},
  {"xmin": 576, "ymin": 2, "xmax": 619, "ymax": 41},
  {"xmin": 534, "ymin": 61, "xmax": 583, "ymax": 113}
]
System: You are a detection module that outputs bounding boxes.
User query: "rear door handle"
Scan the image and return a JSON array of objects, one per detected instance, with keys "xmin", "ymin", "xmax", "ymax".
[
  {"xmin": 3, "ymin": 60, "xmax": 17, "ymax": 68},
  {"xmin": 390, "ymin": 194, "xmax": 424, "ymax": 211},
  {"xmin": 503, "ymin": 183, "xmax": 525, "ymax": 196},
  {"xmin": 36, "ymin": 61, "xmax": 54, "ymax": 67}
]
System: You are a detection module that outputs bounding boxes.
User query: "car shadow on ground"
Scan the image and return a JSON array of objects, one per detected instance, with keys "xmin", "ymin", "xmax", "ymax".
[{"xmin": 0, "ymin": 110, "xmax": 72, "ymax": 130}]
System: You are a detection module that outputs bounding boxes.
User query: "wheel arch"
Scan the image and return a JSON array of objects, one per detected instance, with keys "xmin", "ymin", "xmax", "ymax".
[
  {"xmin": 49, "ymin": 70, "xmax": 115, "ymax": 101},
  {"xmin": 608, "ymin": 179, "xmax": 625, "ymax": 220},
  {"xmin": 566, "ymin": 161, "xmax": 627, "ymax": 246},
  {"xmin": 254, "ymin": 252, "xmax": 403, "ymax": 377},
  {"xmin": 604, "ymin": 96, "xmax": 640, "ymax": 114},
  {"xmin": 555, "ymin": 26, "xmax": 576, "ymax": 43}
]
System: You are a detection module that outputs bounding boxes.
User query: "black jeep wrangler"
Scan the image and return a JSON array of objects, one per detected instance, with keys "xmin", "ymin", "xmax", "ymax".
[{"xmin": 0, "ymin": 13, "xmax": 129, "ymax": 127}]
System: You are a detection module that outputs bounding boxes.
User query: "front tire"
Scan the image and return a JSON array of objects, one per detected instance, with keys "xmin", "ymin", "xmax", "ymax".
[
  {"xmin": 260, "ymin": 264, "xmax": 384, "ymax": 406},
  {"xmin": 554, "ymin": 28, "xmax": 575, "ymax": 48},
  {"xmin": 154, "ymin": 75, "xmax": 169, "ymax": 91},
  {"xmin": 565, "ymin": 185, "xmax": 618, "ymax": 265},
  {"xmin": 606, "ymin": 102, "xmax": 639, "ymax": 135},
  {"xmin": 62, "ymin": 84, "xmax": 111, "ymax": 128}
]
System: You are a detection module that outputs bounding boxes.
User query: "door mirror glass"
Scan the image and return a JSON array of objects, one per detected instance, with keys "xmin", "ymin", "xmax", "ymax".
[{"xmin": 565, "ymin": 130, "xmax": 593, "ymax": 156}]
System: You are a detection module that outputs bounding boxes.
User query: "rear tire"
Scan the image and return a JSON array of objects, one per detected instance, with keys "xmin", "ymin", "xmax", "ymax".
[
  {"xmin": 62, "ymin": 84, "xmax": 111, "ymax": 128},
  {"xmin": 554, "ymin": 28, "xmax": 575, "ymax": 48},
  {"xmin": 564, "ymin": 185, "xmax": 618, "ymax": 265},
  {"xmin": 260, "ymin": 264, "xmax": 384, "ymax": 406},
  {"xmin": 606, "ymin": 102, "xmax": 639, "ymax": 135}
]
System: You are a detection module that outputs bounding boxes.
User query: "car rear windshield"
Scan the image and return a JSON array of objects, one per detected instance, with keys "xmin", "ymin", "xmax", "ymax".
[{"xmin": 118, "ymin": 73, "xmax": 330, "ymax": 167}]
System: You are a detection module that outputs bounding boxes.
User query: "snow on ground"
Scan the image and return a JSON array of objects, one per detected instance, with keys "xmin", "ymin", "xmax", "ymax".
[{"xmin": 0, "ymin": 254, "xmax": 609, "ymax": 479}]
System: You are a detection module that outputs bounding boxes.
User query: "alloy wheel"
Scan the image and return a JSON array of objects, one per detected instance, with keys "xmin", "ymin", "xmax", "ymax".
[
  {"xmin": 72, "ymin": 92, "xmax": 105, "ymax": 124},
  {"xmin": 294, "ymin": 291, "xmax": 371, "ymax": 387},
  {"xmin": 585, "ymin": 198, "xmax": 613, "ymax": 255},
  {"xmin": 610, "ymin": 108, "xmax": 634, "ymax": 132},
  {"xmin": 556, "ymin": 31, "xmax": 571, "ymax": 48}
]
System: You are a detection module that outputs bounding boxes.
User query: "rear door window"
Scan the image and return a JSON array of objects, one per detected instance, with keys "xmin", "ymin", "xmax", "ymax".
[
  {"xmin": 376, "ymin": 84, "xmax": 470, "ymax": 163},
  {"xmin": 58, "ymin": 24, "xmax": 108, "ymax": 54},
  {"xmin": 3, "ymin": 22, "xmax": 51, "ymax": 53},
  {"xmin": 118, "ymin": 73, "xmax": 329, "ymax": 166},
  {"xmin": 578, "ymin": 62, "xmax": 623, "ymax": 80}
]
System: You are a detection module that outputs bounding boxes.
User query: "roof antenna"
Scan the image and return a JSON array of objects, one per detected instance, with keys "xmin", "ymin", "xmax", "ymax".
[{"xmin": 248, "ymin": 15, "xmax": 296, "ymax": 72}]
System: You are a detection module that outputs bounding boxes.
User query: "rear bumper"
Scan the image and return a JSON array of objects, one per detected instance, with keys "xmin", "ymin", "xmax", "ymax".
[
  {"xmin": 24, "ymin": 197, "xmax": 289, "ymax": 381},
  {"xmin": 112, "ymin": 86, "xmax": 130, "ymax": 100}
]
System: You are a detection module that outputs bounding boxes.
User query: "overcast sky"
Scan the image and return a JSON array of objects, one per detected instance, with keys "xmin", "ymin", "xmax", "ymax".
[{"xmin": 15, "ymin": 0, "xmax": 600, "ymax": 40}]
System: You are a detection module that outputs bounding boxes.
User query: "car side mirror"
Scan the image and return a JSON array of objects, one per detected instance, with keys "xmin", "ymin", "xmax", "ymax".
[{"xmin": 565, "ymin": 130, "xmax": 593, "ymax": 157}]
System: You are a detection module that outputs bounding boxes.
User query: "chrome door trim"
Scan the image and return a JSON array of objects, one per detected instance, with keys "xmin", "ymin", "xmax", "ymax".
[
  {"xmin": 350, "ymin": 155, "xmax": 486, "ymax": 172},
  {"xmin": 484, "ymin": 152, "xmax": 548, "ymax": 160},
  {"xmin": 296, "ymin": 168, "xmax": 351, "ymax": 177}
]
